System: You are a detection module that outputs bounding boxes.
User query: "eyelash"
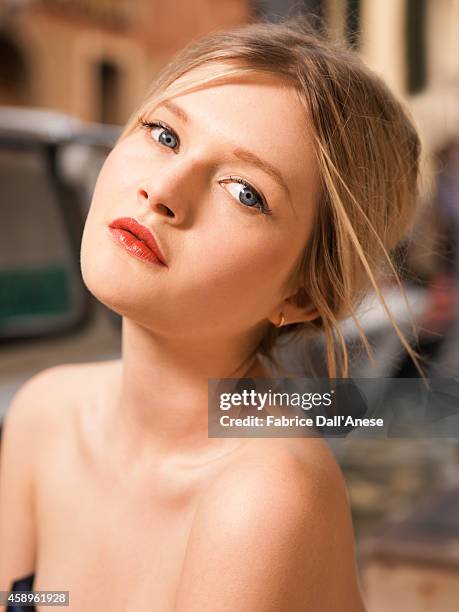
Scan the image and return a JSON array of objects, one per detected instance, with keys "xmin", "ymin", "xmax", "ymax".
[{"xmin": 137, "ymin": 117, "xmax": 272, "ymax": 215}]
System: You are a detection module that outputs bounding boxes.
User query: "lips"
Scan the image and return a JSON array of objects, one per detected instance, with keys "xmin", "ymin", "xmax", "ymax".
[{"xmin": 108, "ymin": 217, "xmax": 167, "ymax": 266}]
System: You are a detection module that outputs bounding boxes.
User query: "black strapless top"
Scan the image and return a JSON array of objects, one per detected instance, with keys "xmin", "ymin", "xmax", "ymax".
[{"xmin": 7, "ymin": 574, "xmax": 36, "ymax": 612}]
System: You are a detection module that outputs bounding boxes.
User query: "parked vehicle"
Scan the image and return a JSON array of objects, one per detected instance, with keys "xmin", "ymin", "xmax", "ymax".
[{"xmin": 0, "ymin": 107, "xmax": 121, "ymax": 421}]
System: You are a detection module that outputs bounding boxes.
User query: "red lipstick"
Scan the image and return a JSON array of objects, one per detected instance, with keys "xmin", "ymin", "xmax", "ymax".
[{"xmin": 108, "ymin": 217, "xmax": 167, "ymax": 266}]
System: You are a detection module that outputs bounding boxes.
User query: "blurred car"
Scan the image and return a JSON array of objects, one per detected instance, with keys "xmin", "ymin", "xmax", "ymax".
[{"xmin": 0, "ymin": 106, "xmax": 122, "ymax": 422}]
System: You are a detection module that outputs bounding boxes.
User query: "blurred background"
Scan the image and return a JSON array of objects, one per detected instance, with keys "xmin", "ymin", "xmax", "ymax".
[{"xmin": 0, "ymin": 0, "xmax": 458, "ymax": 610}]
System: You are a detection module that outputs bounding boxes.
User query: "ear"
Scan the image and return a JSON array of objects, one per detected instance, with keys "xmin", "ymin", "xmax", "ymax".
[{"xmin": 268, "ymin": 288, "xmax": 319, "ymax": 327}]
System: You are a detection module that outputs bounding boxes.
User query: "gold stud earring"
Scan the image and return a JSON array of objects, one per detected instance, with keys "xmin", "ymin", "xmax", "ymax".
[{"xmin": 275, "ymin": 312, "xmax": 285, "ymax": 327}]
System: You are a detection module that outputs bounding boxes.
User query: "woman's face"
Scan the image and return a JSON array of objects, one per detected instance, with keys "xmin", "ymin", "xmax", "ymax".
[{"xmin": 80, "ymin": 64, "xmax": 319, "ymax": 343}]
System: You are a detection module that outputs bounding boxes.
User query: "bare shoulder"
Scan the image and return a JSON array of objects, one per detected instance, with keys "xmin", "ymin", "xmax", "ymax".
[
  {"xmin": 207, "ymin": 437, "xmax": 345, "ymax": 519},
  {"xmin": 0, "ymin": 364, "xmax": 84, "ymax": 591},
  {"xmin": 202, "ymin": 437, "xmax": 351, "ymax": 537},
  {"xmin": 6, "ymin": 363, "xmax": 89, "ymax": 422},
  {"xmin": 0, "ymin": 361, "xmax": 120, "ymax": 595},
  {"xmin": 3, "ymin": 364, "xmax": 76, "ymax": 435},
  {"xmin": 2, "ymin": 360, "xmax": 119, "ymax": 445},
  {"xmin": 175, "ymin": 438, "xmax": 366, "ymax": 611}
]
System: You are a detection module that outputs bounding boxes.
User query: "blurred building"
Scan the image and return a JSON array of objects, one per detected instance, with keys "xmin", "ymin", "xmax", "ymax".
[
  {"xmin": 1, "ymin": 0, "xmax": 458, "ymax": 143},
  {"xmin": 0, "ymin": 0, "xmax": 251, "ymax": 123},
  {"xmin": 328, "ymin": 0, "xmax": 459, "ymax": 154}
]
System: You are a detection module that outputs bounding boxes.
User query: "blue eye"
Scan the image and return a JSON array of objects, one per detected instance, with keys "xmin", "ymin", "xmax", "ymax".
[
  {"xmin": 137, "ymin": 117, "xmax": 272, "ymax": 215},
  {"xmin": 220, "ymin": 177, "xmax": 272, "ymax": 215},
  {"xmin": 139, "ymin": 119, "xmax": 179, "ymax": 150}
]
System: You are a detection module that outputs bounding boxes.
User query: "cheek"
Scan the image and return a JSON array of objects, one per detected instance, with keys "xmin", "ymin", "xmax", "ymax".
[
  {"xmin": 79, "ymin": 154, "xmax": 133, "ymax": 312},
  {"xmin": 89, "ymin": 146, "xmax": 133, "ymax": 213},
  {"xmin": 79, "ymin": 144, "xmax": 136, "ymax": 276},
  {"xmin": 180, "ymin": 225, "xmax": 302, "ymax": 316}
]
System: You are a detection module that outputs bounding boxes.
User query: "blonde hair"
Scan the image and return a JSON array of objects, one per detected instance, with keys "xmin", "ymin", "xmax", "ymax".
[{"xmin": 120, "ymin": 13, "xmax": 425, "ymax": 379}]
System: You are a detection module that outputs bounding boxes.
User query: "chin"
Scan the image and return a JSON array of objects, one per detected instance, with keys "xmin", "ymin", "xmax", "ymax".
[{"xmin": 80, "ymin": 236, "xmax": 173, "ymax": 329}]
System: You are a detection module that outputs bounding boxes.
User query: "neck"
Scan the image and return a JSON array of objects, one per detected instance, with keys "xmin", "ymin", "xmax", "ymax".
[{"xmin": 107, "ymin": 317, "xmax": 270, "ymax": 465}]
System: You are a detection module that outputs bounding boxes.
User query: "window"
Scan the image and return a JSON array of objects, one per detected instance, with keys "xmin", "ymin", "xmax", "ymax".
[
  {"xmin": 405, "ymin": 0, "xmax": 427, "ymax": 94},
  {"xmin": 97, "ymin": 60, "xmax": 122, "ymax": 124},
  {"xmin": 0, "ymin": 145, "xmax": 85, "ymax": 338},
  {"xmin": 0, "ymin": 35, "xmax": 28, "ymax": 106},
  {"xmin": 255, "ymin": 0, "xmax": 324, "ymax": 22},
  {"xmin": 346, "ymin": 0, "xmax": 361, "ymax": 49}
]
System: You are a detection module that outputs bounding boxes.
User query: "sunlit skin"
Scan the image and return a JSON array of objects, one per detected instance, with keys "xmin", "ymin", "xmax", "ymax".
[{"xmin": 0, "ymin": 64, "xmax": 366, "ymax": 611}]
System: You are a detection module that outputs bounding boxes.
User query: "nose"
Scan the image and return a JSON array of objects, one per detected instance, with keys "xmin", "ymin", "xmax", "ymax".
[
  {"xmin": 136, "ymin": 153, "xmax": 210, "ymax": 223},
  {"xmin": 137, "ymin": 188, "xmax": 174, "ymax": 218}
]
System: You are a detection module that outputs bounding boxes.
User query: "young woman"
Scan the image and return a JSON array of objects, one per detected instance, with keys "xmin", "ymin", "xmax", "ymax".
[{"xmin": 0, "ymin": 14, "xmax": 423, "ymax": 612}]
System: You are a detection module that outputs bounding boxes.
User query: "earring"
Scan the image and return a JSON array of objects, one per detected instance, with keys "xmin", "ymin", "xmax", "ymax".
[{"xmin": 275, "ymin": 312, "xmax": 286, "ymax": 327}]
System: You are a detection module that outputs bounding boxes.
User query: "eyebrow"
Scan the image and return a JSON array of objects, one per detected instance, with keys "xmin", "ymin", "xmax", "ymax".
[{"xmin": 157, "ymin": 99, "xmax": 291, "ymax": 200}]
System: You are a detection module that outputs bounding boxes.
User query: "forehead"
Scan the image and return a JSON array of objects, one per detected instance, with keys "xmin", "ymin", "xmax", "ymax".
[{"xmin": 153, "ymin": 65, "xmax": 318, "ymax": 214}]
